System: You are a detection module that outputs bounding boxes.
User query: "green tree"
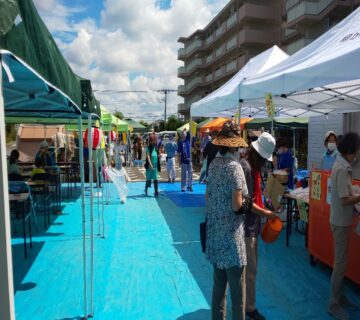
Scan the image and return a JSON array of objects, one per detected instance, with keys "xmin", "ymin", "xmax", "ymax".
[
  {"xmin": 6, "ymin": 124, "xmax": 16, "ymax": 143},
  {"xmin": 166, "ymin": 115, "xmax": 185, "ymax": 131},
  {"xmin": 113, "ymin": 111, "xmax": 124, "ymax": 120}
]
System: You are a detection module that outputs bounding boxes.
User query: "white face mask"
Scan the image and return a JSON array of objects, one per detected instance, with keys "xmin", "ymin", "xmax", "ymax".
[{"xmin": 327, "ymin": 143, "xmax": 337, "ymax": 152}]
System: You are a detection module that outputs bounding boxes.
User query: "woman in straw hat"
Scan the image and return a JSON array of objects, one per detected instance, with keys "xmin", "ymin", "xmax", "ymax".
[
  {"xmin": 239, "ymin": 133, "xmax": 277, "ymax": 320},
  {"xmin": 205, "ymin": 120, "xmax": 249, "ymax": 320}
]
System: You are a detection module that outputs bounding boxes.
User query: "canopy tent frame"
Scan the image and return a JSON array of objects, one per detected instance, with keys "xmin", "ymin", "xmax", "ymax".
[
  {"xmin": 0, "ymin": 54, "xmax": 100, "ymax": 320},
  {"xmin": 0, "ymin": 56, "xmax": 15, "ymax": 320}
]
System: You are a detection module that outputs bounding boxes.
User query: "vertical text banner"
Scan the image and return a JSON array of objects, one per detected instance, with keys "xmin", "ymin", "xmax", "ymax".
[{"xmin": 265, "ymin": 93, "xmax": 276, "ymax": 118}]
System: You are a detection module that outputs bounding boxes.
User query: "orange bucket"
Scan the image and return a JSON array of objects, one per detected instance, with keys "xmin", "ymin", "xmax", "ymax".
[{"xmin": 261, "ymin": 216, "xmax": 283, "ymax": 243}]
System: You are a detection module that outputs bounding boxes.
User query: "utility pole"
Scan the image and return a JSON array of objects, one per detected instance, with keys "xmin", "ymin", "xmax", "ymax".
[
  {"xmin": 94, "ymin": 89, "xmax": 177, "ymax": 126},
  {"xmin": 164, "ymin": 90, "xmax": 167, "ymax": 129},
  {"xmin": 157, "ymin": 89, "xmax": 177, "ymax": 130}
]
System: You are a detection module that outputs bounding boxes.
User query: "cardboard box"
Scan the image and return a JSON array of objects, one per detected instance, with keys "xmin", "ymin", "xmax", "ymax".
[{"xmin": 265, "ymin": 174, "xmax": 285, "ymax": 210}]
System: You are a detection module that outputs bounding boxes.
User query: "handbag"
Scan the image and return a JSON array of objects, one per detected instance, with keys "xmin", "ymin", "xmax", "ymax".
[
  {"xmin": 234, "ymin": 195, "xmax": 253, "ymax": 215},
  {"xmin": 200, "ymin": 220, "xmax": 207, "ymax": 253}
]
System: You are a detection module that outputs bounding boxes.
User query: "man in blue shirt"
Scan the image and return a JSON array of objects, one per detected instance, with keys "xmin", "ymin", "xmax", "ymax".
[
  {"xmin": 276, "ymin": 138, "xmax": 294, "ymax": 189},
  {"xmin": 178, "ymin": 131, "xmax": 193, "ymax": 191},
  {"xmin": 165, "ymin": 136, "xmax": 177, "ymax": 182}
]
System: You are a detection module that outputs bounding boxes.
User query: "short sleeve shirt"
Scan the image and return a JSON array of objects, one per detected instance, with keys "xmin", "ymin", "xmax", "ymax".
[
  {"xmin": 322, "ymin": 150, "xmax": 338, "ymax": 171},
  {"xmin": 205, "ymin": 156, "xmax": 248, "ymax": 269},
  {"xmin": 330, "ymin": 155, "xmax": 355, "ymax": 226}
]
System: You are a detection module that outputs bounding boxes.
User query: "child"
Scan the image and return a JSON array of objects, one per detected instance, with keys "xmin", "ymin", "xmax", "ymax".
[{"xmin": 31, "ymin": 157, "xmax": 47, "ymax": 180}]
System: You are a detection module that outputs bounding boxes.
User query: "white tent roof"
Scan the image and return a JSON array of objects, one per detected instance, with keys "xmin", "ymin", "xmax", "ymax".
[
  {"xmin": 192, "ymin": 7, "xmax": 360, "ymax": 119},
  {"xmin": 236, "ymin": 6, "xmax": 360, "ymax": 114},
  {"xmin": 191, "ymin": 45, "xmax": 288, "ymax": 117}
]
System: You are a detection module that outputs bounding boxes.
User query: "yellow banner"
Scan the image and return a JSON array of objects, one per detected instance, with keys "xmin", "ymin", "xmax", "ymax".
[{"xmin": 265, "ymin": 93, "xmax": 275, "ymax": 118}]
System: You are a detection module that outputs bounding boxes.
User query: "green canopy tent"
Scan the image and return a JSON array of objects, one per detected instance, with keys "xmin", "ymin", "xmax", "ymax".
[
  {"xmin": 123, "ymin": 118, "xmax": 146, "ymax": 132},
  {"xmin": 244, "ymin": 117, "xmax": 309, "ymax": 130},
  {"xmin": 275, "ymin": 117, "xmax": 308, "ymax": 129},
  {"xmin": 0, "ymin": 0, "xmax": 99, "ymax": 318},
  {"xmin": 244, "ymin": 118, "xmax": 272, "ymax": 130},
  {"xmin": 100, "ymin": 105, "xmax": 129, "ymax": 132}
]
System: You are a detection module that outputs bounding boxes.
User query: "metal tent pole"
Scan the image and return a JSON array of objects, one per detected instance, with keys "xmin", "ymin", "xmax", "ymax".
[
  {"xmin": 77, "ymin": 115, "xmax": 88, "ymax": 319},
  {"xmin": 293, "ymin": 128, "xmax": 296, "ymax": 157},
  {"xmin": 0, "ymin": 55, "xmax": 15, "ymax": 320},
  {"xmin": 96, "ymin": 148, "xmax": 101, "ymax": 236},
  {"xmin": 100, "ymin": 151, "xmax": 106, "ymax": 238},
  {"xmin": 238, "ymin": 99, "xmax": 242, "ymax": 133},
  {"xmin": 87, "ymin": 115, "xmax": 94, "ymax": 317},
  {"xmin": 101, "ymin": 145, "xmax": 105, "ymax": 238}
]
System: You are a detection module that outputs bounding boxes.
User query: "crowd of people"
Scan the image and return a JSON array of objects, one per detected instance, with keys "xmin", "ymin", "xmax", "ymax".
[
  {"xmin": 202, "ymin": 121, "xmax": 359, "ymax": 320},
  {"xmin": 7, "ymin": 122, "xmax": 359, "ymax": 320}
]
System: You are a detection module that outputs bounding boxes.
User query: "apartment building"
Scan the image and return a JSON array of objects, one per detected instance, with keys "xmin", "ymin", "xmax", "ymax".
[
  {"xmin": 177, "ymin": 0, "xmax": 282, "ymax": 119},
  {"xmin": 282, "ymin": 0, "xmax": 360, "ymax": 54},
  {"xmin": 177, "ymin": 0, "xmax": 360, "ymax": 119}
]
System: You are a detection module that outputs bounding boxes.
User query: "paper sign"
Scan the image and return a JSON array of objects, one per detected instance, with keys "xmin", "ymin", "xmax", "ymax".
[
  {"xmin": 265, "ymin": 174, "xmax": 285, "ymax": 210},
  {"xmin": 311, "ymin": 172, "xmax": 322, "ymax": 200},
  {"xmin": 326, "ymin": 177, "xmax": 331, "ymax": 205},
  {"xmin": 297, "ymin": 199, "xmax": 308, "ymax": 223}
]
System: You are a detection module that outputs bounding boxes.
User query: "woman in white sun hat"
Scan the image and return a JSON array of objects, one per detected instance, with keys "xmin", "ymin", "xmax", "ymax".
[{"xmin": 240, "ymin": 132, "xmax": 277, "ymax": 320}]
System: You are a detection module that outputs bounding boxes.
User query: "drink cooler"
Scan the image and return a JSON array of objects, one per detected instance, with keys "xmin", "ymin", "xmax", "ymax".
[{"xmin": 308, "ymin": 170, "xmax": 360, "ymax": 285}]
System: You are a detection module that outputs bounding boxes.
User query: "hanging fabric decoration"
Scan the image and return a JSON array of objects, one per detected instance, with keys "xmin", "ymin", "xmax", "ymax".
[{"xmin": 84, "ymin": 127, "xmax": 102, "ymax": 150}]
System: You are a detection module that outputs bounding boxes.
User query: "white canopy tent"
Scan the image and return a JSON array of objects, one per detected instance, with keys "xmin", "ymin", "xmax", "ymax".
[
  {"xmin": 191, "ymin": 45, "xmax": 289, "ymax": 117},
  {"xmin": 234, "ymin": 6, "xmax": 360, "ymax": 114},
  {"xmin": 191, "ymin": 7, "xmax": 360, "ymax": 119}
]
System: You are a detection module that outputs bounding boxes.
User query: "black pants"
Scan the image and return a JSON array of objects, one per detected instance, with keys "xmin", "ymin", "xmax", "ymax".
[{"xmin": 145, "ymin": 180, "xmax": 158, "ymax": 196}]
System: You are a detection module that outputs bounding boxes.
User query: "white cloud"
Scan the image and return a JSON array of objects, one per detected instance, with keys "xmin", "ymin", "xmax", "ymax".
[
  {"xmin": 34, "ymin": 0, "xmax": 228, "ymax": 121},
  {"xmin": 33, "ymin": 0, "xmax": 85, "ymax": 33}
]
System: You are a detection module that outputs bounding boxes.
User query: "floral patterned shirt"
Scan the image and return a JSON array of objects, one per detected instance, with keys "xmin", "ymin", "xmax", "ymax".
[{"xmin": 205, "ymin": 154, "xmax": 248, "ymax": 269}]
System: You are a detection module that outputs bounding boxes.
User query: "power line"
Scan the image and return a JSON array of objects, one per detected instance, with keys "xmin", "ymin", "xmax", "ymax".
[{"xmin": 94, "ymin": 89, "xmax": 178, "ymax": 128}]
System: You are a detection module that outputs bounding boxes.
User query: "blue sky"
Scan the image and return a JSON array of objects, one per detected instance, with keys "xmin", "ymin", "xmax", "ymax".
[{"xmin": 33, "ymin": 0, "xmax": 228, "ymax": 121}]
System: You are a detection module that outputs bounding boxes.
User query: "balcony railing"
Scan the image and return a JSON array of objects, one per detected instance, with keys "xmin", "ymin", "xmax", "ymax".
[
  {"xmin": 186, "ymin": 76, "xmax": 203, "ymax": 91},
  {"xmin": 226, "ymin": 36, "xmax": 237, "ymax": 50},
  {"xmin": 215, "ymin": 27, "xmax": 223, "ymax": 38},
  {"xmin": 238, "ymin": 27, "xmax": 276, "ymax": 46},
  {"xmin": 178, "ymin": 103, "xmax": 188, "ymax": 113},
  {"xmin": 287, "ymin": 0, "xmax": 335, "ymax": 23},
  {"xmin": 205, "ymin": 73, "xmax": 213, "ymax": 83},
  {"xmin": 239, "ymin": 2, "xmax": 281, "ymax": 22},
  {"xmin": 214, "ymin": 67, "xmax": 225, "ymax": 79},
  {"xmin": 286, "ymin": 0, "xmax": 301, "ymax": 11},
  {"xmin": 178, "ymin": 85, "xmax": 186, "ymax": 94},
  {"xmin": 284, "ymin": 28, "xmax": 297, "ymax": 38},
  {"xmin": 186, "ymin": 58, "xmax": 202, "ymax": 73},
  {"xmin": 226, "ymin": 60, "xmax": 237, "ymax": 73},
  {"xmin": 187, "ymin": 94, "xmax": 203, "ymax": 106},
  {"xmin": 178, "ymin": 66, "xmax": 185, "ymax": 75},
  {"xmin": 206, "ymin": 34, "xmax": 213, "ymax": 45},
  {"xmin": 215, "ymin": 47, "xmax": 223, "ymax": 58},
  {"xmin": 286, "ymin": 37, "xmax": 313, "ymax": 54},
  {"xmin": 178, "ymin": 48, "xmax": 185, "ymax": 58},
  {"xmin": 186, "ymin": 39, "xmax": 203, "ymax": 54},
  {"xmin": 227, "ymin": 14, "xmax": 237, "ymax": 28},
  {"xmin": 206, "ymin": 54, "xmax": 213, "ymax": 64}
]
